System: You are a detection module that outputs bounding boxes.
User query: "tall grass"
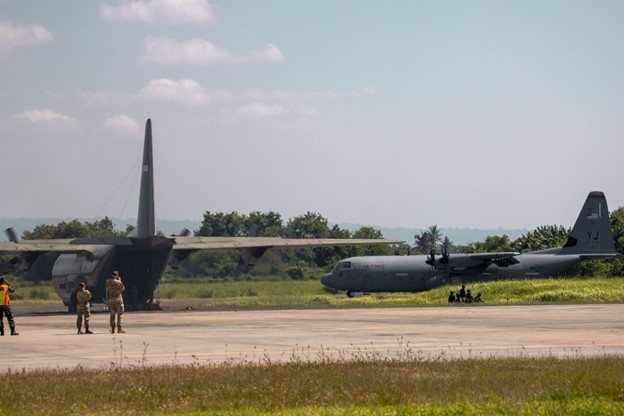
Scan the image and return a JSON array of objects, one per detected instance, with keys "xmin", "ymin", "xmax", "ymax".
[{"xmin": 2, "ymin": 354, "xmax": 623, "ymax": 415}]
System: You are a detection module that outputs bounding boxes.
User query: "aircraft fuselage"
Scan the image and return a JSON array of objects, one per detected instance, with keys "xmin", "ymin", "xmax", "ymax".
[
  {"xmin": 50, "ymin": 236, "xmax": 174, "ymax": 310},
  {"xmin": 320, "ymin": 253, "xmax": 583, "ymax": 294}
]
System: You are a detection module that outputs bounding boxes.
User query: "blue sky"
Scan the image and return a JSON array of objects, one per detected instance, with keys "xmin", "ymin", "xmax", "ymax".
[{"xmin": 1, "ymin": 0, "xmax": 622, "ymax": 229}]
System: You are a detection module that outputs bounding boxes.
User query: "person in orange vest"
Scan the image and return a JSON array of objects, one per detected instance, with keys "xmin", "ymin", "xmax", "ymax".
[{"xmin": 0, "ymin": 276, "xmax": 19, "ymax": 336}]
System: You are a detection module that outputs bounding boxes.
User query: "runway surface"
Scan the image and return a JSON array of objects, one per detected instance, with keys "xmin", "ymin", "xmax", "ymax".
[{"xmin": 1, "ymin": 303, "xmax": 623, "ymax": 372}]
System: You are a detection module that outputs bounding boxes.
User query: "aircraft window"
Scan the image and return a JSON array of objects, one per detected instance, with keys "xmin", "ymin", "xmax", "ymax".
[{"xmin": 341, "ymin": 261, "xmax": 351, "ymax": 269}]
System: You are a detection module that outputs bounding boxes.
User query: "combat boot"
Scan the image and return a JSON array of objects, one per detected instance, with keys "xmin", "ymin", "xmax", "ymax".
[
  {"xmin": 110, "ymin": 326, "xmax": 115, "ymax": 334},
  {"xmin": 0, "ymin": 327, "xmax": 4, "ymax": 336},
  {"xmin": 85, "ymin": 324, "xmax": 93, "ymax": 334},
  {"xmin": 77, "ymin": 323, "xmax": 83, "ymax": 334},
  {"xmin": 10, "ymin": 329, "xmax": 19, "ymax": 336},
  {"xmin": 117, "ymin": 326, "xmax": 126, "ymax": 334}
]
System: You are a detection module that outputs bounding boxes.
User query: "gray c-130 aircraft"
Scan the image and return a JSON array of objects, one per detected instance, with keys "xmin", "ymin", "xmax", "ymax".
[
  {"xmin": 0, "ymin": 119, "xmax": 400, "ymax": 311},
  {"xmin": 321, "ymin": 191, "xmax": 619, "ymax": 297}
]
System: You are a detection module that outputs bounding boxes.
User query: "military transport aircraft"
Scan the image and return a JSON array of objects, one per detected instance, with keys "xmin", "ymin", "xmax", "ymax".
[
  {"xmin": 0, "ymin": 119, "xmax": 400, "ymax": 311},
  {"xmin": 321, "ymin": 191, "xmax": 618, "ymax": 297}
]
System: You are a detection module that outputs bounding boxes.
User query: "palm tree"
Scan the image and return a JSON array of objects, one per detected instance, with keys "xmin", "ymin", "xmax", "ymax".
[
  {"xmin": 428, "ymin": 225, "xmax": 443, "ymax": 249},
  {"xmin": 441, "ymin": 236, "xmax": 453, "ymax": 255},
  {"xmin": 414, "ymin": 225, "xmax": 444, "ymax": 255}
]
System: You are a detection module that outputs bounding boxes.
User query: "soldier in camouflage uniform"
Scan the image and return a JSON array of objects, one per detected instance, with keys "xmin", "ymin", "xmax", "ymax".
[
  {"xmin": 0, "ymin": 277, "xmax": 18, "ymax": 336},
  {"xmin": 75, "ymin": 282, "xmax": 93, "ymax": 334},
  {"xmin": 106, "ymin": 271, "xmax": 126, "ymax": 333}
]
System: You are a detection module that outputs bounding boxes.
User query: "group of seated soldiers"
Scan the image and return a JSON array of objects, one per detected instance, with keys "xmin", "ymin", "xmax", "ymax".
[{"xmin": 448, "ymin": 284, "xmax": 482, "ymax": 303}]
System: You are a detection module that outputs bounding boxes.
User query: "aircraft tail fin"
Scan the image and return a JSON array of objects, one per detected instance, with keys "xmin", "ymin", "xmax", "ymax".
[
  {"xmin": 560, "ymin": 191, "xmax": 615, "ymax": 255},
  {"xmin": 133, "ymin": 119, "xmax": 156, "ymax": 238}
]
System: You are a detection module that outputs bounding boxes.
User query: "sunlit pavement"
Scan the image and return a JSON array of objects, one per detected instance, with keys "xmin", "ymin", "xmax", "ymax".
[{"xmin": 1, "ymin": 304, "xmax": 623, "ymax": 372}]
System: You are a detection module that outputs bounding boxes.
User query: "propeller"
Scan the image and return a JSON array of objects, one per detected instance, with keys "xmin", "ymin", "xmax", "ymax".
[
  {"xmin": 3, "ymin": 227, "xmax": 25, "ymax": 271},
  {"xmin": 168, "ymin": 228, "xmax": 193, "ymax": 269},
  {"xmin": 438, "ymin": 244, "xmax": 451, "ymax": 277},
  {"xmin": 234, "ymin": 246, "xmax": 269, "ymax": 280},
  {"xmin": 5, "ymin": 227, "xmax": 18, "ymax": 242},
  {"xmin": 439, "ymin": 244, "xmax": 450, "ymax": 265},
  {"xmin": 233, "ymin": 223, "xmax": 267, "ymax": 280},
  {"xmin": 425, "ymin": 249, "xmax": 436, "ymax": 267}
]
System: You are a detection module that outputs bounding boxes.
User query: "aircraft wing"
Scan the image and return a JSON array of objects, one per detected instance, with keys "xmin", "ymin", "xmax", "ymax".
[
  {"xmin": 0, "ymin": 240, "xmax": 101, "ymax": 254},
  {"xmin": 167, "ymin": 236, "xmax": 402, "ymax": 269},
  {"xmin": 445, "ymin": 252, "xmax": 520, "ymax": 268},
  {"xmin": 0, "ymin": 236, "xmax": 401, "ymax": 255},
  {"xmin": 171, "ymin": 236, "xmax": 403, "ymax": 251}
]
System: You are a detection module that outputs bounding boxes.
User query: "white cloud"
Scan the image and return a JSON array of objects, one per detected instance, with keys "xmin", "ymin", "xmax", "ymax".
[
  {"xmin": 99, "ymin": 0, "xmax": 217, "ymax": 25},
  {"xmin": 0, "ymin": 18, "xmax": 53, "ymax": 57},
  {"xmin": 14, "ymin": 109, "xmax": 72, "ymax": 123},
  {"xmin": 138, "ymin": 37, "xmax": 285, "ymax": 65},
  {"xmin": 137, "ymin": 78, "xmax": 214, "ymax": 106},
  {"xmin": 103, "ymin": 115, "xmax": 141, "ymax": 137},
  {"xmin": 132, "ymin": 77, "xmax": 376, "ymax": 127},
  {"xmin": 249, "ymin": 44, "xmax": 285, "ymax": 62},
  {"xmin": 138, "ymin": 37, "xmax": 230, "ymax": 65}
]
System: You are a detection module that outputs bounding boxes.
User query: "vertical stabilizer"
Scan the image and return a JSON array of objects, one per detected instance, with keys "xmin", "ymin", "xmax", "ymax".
[
  {"xmin": 561, "ymin": 191, "xmax": 615, "ymax": 255},
  {"xmin": 134, "ymin": 119, "xmax": 156, "ymax": 237}
]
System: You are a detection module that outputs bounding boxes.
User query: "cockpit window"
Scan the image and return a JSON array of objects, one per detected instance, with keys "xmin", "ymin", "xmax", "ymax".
[{"xmin": 340, "ymin": 261, "xmax": 351, "ymax": 269}]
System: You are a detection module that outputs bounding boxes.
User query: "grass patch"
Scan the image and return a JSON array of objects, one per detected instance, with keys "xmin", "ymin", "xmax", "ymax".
[
  {"xmin": 2, "ymin": 355, "xmax": 623, "ymax": 415},
  {"xmin": 9, "ymin": 275, "xmax": 624, "ymax": 309},
  {"xmin": 148, "ymin": 277, "xmax": 624, "ymax": 310}
]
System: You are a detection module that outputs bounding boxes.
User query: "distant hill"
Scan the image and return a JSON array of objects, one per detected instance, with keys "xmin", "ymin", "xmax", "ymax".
[{"xmin": 0, "ymin": 217, "xmax": 526, "ymax": 246}]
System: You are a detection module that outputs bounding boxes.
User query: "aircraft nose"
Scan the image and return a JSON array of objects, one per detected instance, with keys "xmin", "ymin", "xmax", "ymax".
[{"xmin": 321, "ymin": 272, "xmax": 334, "ymax": 287}]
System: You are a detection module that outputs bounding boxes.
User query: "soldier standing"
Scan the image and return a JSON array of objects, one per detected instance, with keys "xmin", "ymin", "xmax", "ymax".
[
  {"xmin": 0, "ymin": 276, "xmax": 19, "ymax": 336},
  {"xmin": 106, "ymin": 270, "xmax": 126, "ymax": 334},
  {"xmin": 75, "ymin": 282, "xmax": 93, "ymax": 334},
  {"xmin": 459, "ymin": 284, "xmax": 467, "ymax": 302}
]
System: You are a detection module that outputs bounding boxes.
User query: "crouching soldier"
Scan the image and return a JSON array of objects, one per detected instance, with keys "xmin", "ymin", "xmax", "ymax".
[
  {"xmin": 76, "ymin": 282, "xmax": 93, "ymax": 334},
  {"xmin": 106, "ymin": 271, "xmax": 126, "ymax": 333}
]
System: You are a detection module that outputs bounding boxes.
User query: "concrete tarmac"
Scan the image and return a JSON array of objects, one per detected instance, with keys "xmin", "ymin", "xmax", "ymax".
[{"xmin": 1, "ymin": 303, "xmax": 623, "ymax": 372}]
